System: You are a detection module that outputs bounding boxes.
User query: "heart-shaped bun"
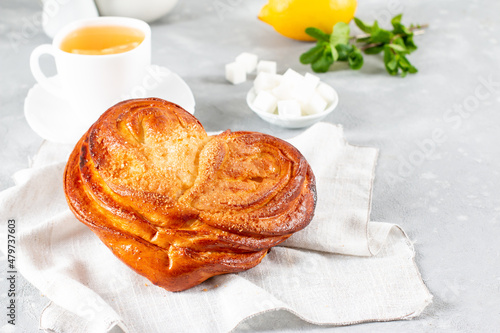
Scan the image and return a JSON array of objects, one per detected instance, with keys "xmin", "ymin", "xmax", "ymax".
[{"xmin": 64, "ymin": 98, "xmax": 316, "ymax": 291}]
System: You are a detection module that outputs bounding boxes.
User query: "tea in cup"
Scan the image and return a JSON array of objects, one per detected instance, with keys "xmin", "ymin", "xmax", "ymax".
[
  {"xmin": 59, "ymin": 25, "xmax": 145, "ymax": 55},
  {"xmin": 30, "ymin": 17, "xmax": 151, "ymax": 125}
]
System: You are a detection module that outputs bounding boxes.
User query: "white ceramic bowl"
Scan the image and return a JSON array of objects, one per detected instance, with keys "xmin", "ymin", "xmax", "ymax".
[
  {"xmin": 246, "ymin": 82, "xmax": 339, "ymax": 129},
  {"xmin": 95, "ymin": 0, "xmax": 178, "ymax": 23}
]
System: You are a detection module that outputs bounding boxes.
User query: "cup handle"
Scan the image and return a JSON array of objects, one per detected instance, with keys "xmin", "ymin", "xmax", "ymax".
[{"xmin": 30, "ymin": 44, "xmax": 65, "ymax": 99}]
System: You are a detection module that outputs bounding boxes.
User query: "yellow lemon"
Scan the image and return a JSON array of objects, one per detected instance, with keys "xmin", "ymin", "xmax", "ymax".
[{"xmin": 258, "ymin": 0, "xmax": 358, "ymax": 41}]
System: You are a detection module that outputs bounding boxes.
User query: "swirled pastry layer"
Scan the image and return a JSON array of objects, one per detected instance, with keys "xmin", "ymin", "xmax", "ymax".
[{"xmin": 64, "ymin": 98, "xmax": 316, "ymax": 291}]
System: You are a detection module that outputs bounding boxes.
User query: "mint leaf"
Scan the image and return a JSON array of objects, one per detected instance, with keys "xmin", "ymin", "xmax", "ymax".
[
  {"xmin": 335, "ymin": 43, "xmax": 354, "ymax": 60},
  {"xmin": 399, "ymin": 55, "xmax": 418, "ymax": 73},
  {"xmin": 403, "ymin": 35, "xmax": 418, "ymax": 53},
  {"xmin": 393, "ymin": 36, "xmax": 405, "ymax": 46},
  {"xmin": 398, "ymin": 55, "xmax": 410, "ymax": 70},
  {"xmin": 383, "ymin": 45, "xmax": 398, "ymax": 75},
  {"xmin": 388, "ymin": 43, "xmax": 407, "ymax": 53},
  {"xmin": 356, "ymin": 36, "xmax": 371, "ymax": 43},
  {"xmin": 300, "ymin": 44, "xmax": 326, "ymax": 64},
  {"xmin": 305, "ymin": 27, "xmax": 330, "ymax": 43},
  {"xmin": 330, "ymin": 22, "xmax": 350, "ymax": 46},
  {"xmin": 354, "ymin": 17, "xmax": 372, "ymax": 33},
  {"xmin": 329, "ymin": 22, "xmax": 351, "ymax": 63},
  {"xmin": 330, "ymin": 44, "xmax": 339, "ymax": 62},
  {"xmin": 387, "ymin": 56, "xmax": 398, "ymax": 71},
  {"xmin": 348, "ymin": 47, "xmax": 364, "ymax": 70},
  {"xmin": 391, "ymin": 14, "xmax": 412, "ymax": 35},
  {"xmin": 370, "ymin": 24, "xmax": 393, "ymax": 44},
  {"xmin": 364, "ymin": 45, "xmax": 384, "ymax": 54},
  {"xmin": 391, "ymin": 14, "xmax": 403, "ymax": 27},
  {"xmin": 311, "ymin": 45, "xmax": 334, "ymax": 73}
]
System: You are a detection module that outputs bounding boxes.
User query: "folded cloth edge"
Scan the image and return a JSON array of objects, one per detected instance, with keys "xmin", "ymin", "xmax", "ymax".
[
  {"xmin": 40, "ymin": 302, "xmax": 130, "ymax": 333},
  {"xmin": 229, "ymin": 224, "xmax": 433, "ymax": 332}
]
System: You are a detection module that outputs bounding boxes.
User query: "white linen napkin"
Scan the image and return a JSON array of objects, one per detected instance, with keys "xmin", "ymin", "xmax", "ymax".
[{"xmin": 0, "ymin": 122, "xmax": 432, "ymax": 333}]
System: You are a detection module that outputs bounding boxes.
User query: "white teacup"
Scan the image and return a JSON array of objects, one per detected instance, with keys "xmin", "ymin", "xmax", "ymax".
[{"xmin": 30, "ymin": 16, "xmax": 151, "ymax": 124}]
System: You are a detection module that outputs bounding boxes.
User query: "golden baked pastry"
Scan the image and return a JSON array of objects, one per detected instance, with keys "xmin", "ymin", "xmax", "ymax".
[{"xmin": 64, "ymin": 98, "xmax": 316, "ymax": 291}]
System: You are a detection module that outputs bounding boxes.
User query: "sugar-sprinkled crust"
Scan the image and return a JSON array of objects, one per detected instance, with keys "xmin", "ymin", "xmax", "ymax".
[{"xmin": 64, "ymin": 98, "xmax": 316, "ymax": 291}]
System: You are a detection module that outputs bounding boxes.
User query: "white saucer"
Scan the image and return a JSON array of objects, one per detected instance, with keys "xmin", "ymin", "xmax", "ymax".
[{"xmin": 24, "ymin": 65, "xmax": 196, "ymax": 144}]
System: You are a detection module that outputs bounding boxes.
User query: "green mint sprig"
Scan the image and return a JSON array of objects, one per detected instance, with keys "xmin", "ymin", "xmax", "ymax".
[
  {"xmin": 300, "ymin": 14, "xmax": 427, "ymax": 77},
  {"xmin": 300, "ymin": 23, "xmax": 363, "ymax": 73}
]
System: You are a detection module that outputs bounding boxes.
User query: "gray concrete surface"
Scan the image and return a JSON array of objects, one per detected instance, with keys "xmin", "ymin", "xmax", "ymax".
[{"xmin": 1, "ymin": 0, "xmax": 500, "ymax": 332}]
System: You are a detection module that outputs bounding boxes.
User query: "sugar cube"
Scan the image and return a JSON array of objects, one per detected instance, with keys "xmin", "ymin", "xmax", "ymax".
[
  {"xmin": 292, "ymin": 72, "xmax": 320, "ymax": 104},
  {"xmin": 282, "ymin": 68, "xmax": 304, "ymax": 85},
  {"xmin": 254, "ymin": 72, "xmax": 282, "ymax": 93},
  {"xmin": 272, "ymin": 68, "xmax": 308, "ymax": 101},
  {"xmin": 272, "ymin": 80, "xmax": 296, "ymax": 101},
  {"xmin": 253, "ymin": 90, "xmax": 278, "ymax": 114},
  {"xmin": 277, "ymin": 100, "xmax": 302, "ymax": 118},
  {"xmin": 304, "ymin": 73, "xmax": 320, "ymax": 88},
  {"xmin": 316, "ymin": 83, "xmax": 336, "ymax": 103},
  {"xmin": 303, "ymin": 93, "xmax": 327, "ymax": 115},
  {"xmin": 235, "ymin": 52, "xmax": 258, "ymax": 73},
  {"xmin": 225, "ymin": 62, "xmax": 246, "ymax": 84},
  {"xmin": 257, "ymin": 60, "xmax": 277, "ymax": 74}
]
